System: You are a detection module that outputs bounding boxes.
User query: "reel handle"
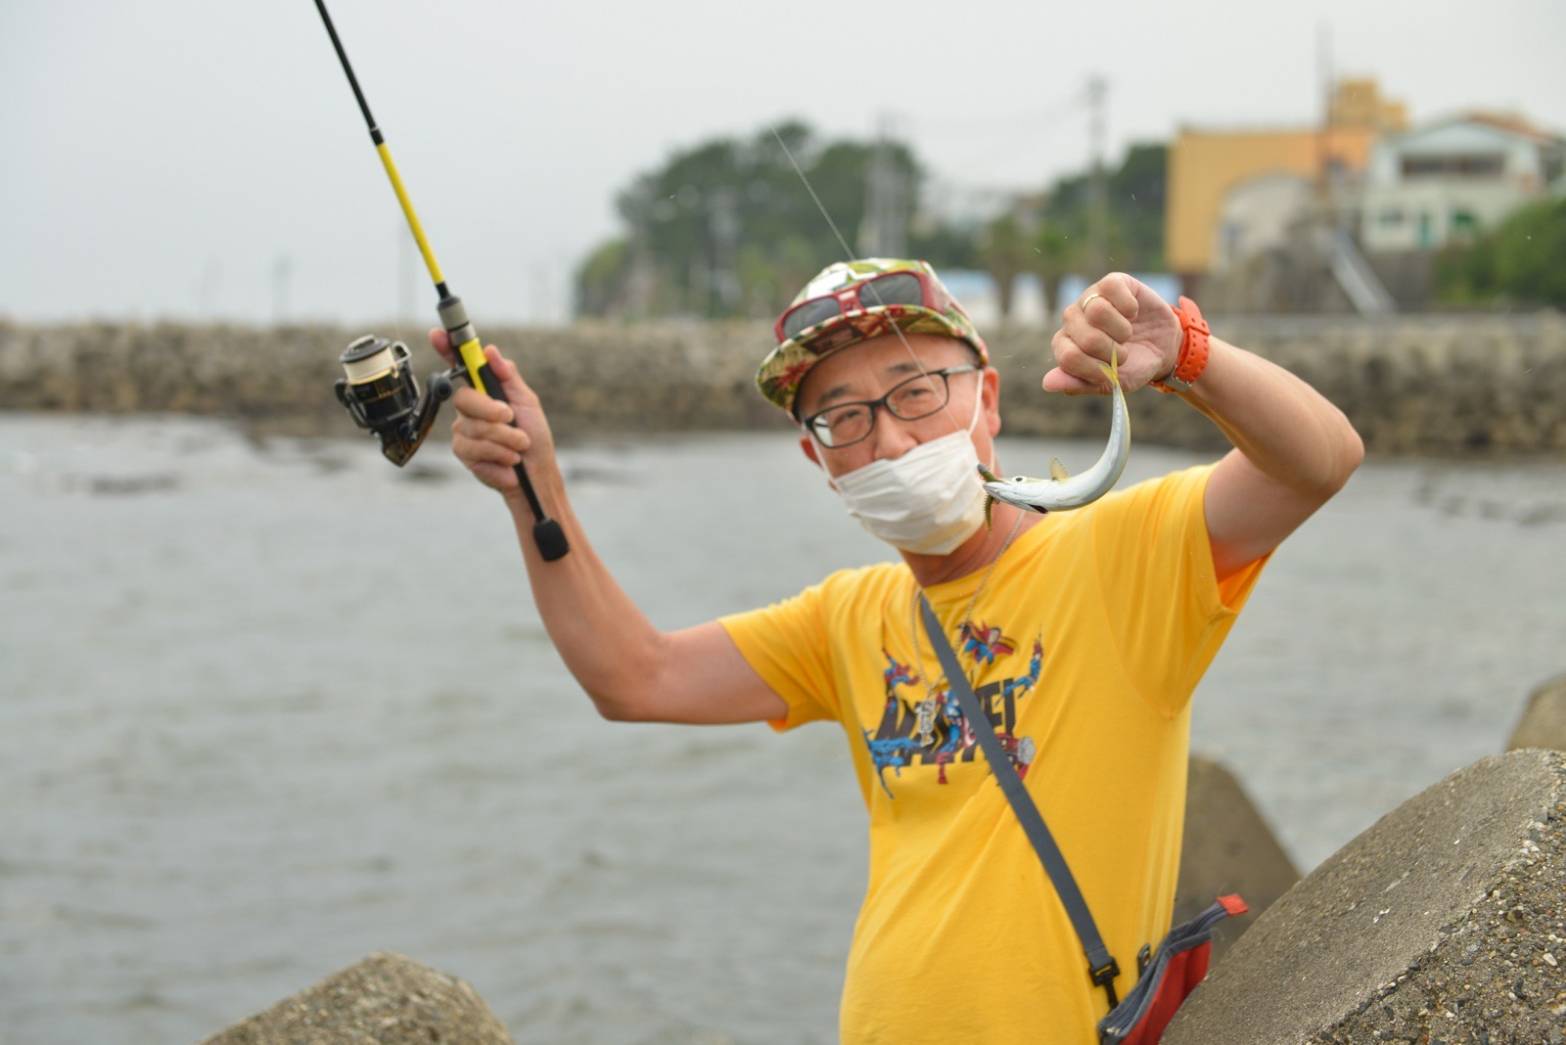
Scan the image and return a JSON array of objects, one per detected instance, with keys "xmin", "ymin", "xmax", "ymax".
[{"xmin": 438, "ymin": 294, "xmax": 570, "ymax": 563}]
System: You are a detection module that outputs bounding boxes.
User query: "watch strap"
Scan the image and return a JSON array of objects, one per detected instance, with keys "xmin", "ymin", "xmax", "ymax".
[{"xmin": 1152, "ymin": 295, "xmax": 1211, "ymax": 393}]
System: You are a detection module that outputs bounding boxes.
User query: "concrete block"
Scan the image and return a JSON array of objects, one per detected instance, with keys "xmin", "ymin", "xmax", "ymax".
[
  {"xmin": 202, "ymin": 952, "xmax": 513, "ymax": 1045},
  {"xmin": 1174, "ymin": 755, "xmax": 1301, "ymax": 965},
  {"xmin": 1166, "ymin": 750, "xmax": 1566, "ymax": 1044},
  {"xmin": 1508, "ymin": 673, "xmax": 1566, "ymax": 752}
]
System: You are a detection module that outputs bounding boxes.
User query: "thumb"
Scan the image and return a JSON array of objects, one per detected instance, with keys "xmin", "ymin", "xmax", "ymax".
[
  {"xmin": 1042, "ymin": 367, "xmax": 1104, "ymax": 396},
  {"xmin": 427, "ymin": 327, "xmax": 455, "ymax": 364},
  {"xmin": 485, "ymin": 345, "xmax": 537, "ymax": 410}
]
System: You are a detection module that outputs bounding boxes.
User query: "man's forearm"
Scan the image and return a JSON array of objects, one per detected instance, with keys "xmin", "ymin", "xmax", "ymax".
[
  {"xmin": 1176, "ymin": 337, "xmax": 1363, "ymax": 497},
  {"xmin": 500, "ymin": 458, "xmax": 664, "ymax": 719}
]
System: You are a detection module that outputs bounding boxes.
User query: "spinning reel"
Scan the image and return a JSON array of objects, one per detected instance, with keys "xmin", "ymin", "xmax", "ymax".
[{"xmin": 333, "ymin": 334, "xmax": 463, "ymax": 467}]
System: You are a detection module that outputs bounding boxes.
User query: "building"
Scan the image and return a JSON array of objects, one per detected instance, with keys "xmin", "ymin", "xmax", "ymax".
[
  {"xmin": 1328, "ymin": 79, "xmax": 1409, "ymax": 132},
  {"xmin": 1211, "ymin": 172, "xmax": 1316, "ymax": 272},
  {"xmin": 1359, "ymin": 113, "xmax": 1566, "ymax": 252},
  {"xmin": 937, "ymin": 269, "xmax": 1181, "ymax": 329},
  {"xmin": 1165, "ymin": 78, "xmax": 1407, "ymax": 292}
]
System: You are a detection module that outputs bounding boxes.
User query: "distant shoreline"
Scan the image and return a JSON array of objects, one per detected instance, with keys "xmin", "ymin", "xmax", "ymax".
[{"xmin": 2, "ymin": 313, "xmax": 1563, "ymax": 456}]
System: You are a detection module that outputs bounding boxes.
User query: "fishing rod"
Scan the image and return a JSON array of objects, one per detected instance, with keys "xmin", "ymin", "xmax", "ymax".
[{"xmin": 313, "ymin": 0, "xmax": 570, "ymax": 562}]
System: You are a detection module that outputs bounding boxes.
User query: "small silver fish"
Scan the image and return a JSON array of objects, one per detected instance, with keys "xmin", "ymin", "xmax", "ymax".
[{"xmin": 979, "ymin": 351, "xmax": 1131, "ymax": 516}]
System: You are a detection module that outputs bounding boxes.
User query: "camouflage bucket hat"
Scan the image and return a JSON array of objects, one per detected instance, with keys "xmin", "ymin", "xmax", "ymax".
[{"xmin": 756, "ymin": 258, "xmax": 989, "ymax": 417}]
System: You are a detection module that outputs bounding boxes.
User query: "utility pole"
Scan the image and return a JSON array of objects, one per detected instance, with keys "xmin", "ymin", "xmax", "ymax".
[
  {"xmin": 861, "ymin": 112, "xmax": 908, "ymax": 257},
  {"xmin": 708, "ymin": 187, "xmax": 740, "ymax": 315},
  {"xmin": 1086, "ymin": 75, "xmax": 1109, "ymax": 277},
  {"xmin": 624, "ymin": 182, "xmax": 657, "ymax": 318},
  {"xmin": 271, "ymin": 253, "xmax": 293, "ymax": 325},
  {"xmin": 1317, "ymin": 23, "xmax": 1332, "ymax": 198},
  {"xmin": 197, "ymin": 257, "xmax": 222, "ymax": 318}
]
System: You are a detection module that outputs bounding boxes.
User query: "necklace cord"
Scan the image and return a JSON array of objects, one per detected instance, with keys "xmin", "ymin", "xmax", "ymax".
[{"xmin": 905, "ymin": 507, "xmax": 1026, "ymax": 705}]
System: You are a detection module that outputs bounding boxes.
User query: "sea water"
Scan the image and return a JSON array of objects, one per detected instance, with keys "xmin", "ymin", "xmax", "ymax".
[{"xmin": 2, "ymin": 415, "xmax": 1562, "ymax": 1043}]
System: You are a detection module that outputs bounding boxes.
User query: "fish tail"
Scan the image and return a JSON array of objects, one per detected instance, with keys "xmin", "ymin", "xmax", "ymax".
[
  {"xmin": 976, "ymin": 463, "xmax": 999, "ymax": 528},
  {"xmin": 1098, "ymin": 344, "xmax": 1122, "ymax": 389}
]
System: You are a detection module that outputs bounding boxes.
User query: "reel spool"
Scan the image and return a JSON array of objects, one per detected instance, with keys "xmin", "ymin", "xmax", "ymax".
[{"xmin": 334, "ymin": 335, "xmax": 460, "ymax": 466}]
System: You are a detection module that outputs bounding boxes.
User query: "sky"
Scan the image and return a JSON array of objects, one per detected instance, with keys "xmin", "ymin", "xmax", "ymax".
[{"xmin": 2, "ymin": 0, "xmax": 1563, "ymax": 326}]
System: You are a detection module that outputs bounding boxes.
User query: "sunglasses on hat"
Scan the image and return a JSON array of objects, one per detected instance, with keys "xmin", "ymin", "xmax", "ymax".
[{"xmin": 773, "ymin": 269, "xmax": 952, "ymax": 344}]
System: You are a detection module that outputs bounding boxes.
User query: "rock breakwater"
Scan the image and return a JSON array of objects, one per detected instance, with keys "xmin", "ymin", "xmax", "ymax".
[
  {"xmin": 3, "ymin": 314, "xmax": 1564, "ymax": 455},
  {"xmin": 203, "ymin": 952, "xmax": 513, "ymax": 1044},
  {"xmin": 1166, "ymin": 749, "xmax": 1566, "ymax": 1044}
]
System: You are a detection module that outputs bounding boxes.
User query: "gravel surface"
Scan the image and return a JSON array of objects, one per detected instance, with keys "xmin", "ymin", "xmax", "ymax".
[{"xmin": 202, "ymin": 952, "xmax": 513, "ymax": 1045}]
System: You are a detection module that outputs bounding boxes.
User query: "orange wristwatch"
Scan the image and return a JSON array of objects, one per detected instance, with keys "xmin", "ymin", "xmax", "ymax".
[{"xmin": 1152, "ymin": 295, "xmax": 1211, "ymax": 393}]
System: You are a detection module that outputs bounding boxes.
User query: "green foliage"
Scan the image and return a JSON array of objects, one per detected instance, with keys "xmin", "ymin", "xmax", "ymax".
[
  {"xmin": 580, "ymin": 120, "xmax": 953, "ymax": 319},
  {"xmin": 1435, "ymin": 198, "xmax": 1566, "ymax": 308},
  {"xmin": 1108, "ymin": 142, "xmax": 1167, "ymax": 270},
  {"xmin": 979, "ymin": 214, "xmax": 1030, "ymax": 319},
  {"xmin": 1032, "ymin": 225, "xmax": 1076, "ymax": 317},
  {"xmin": 908, "ymin": 222, "xmax": 980, "ymax": 270},
  {"xmin": 573, "ymin": 238, "xmax": 631, "ymax": 317},
  {"xmin": 1038, "ymin": 141, "xmax": 1166, "ymax": 271},
  {"xmin": 575, "ymin": 124, "xmax": 1170, "ymax": 320}
]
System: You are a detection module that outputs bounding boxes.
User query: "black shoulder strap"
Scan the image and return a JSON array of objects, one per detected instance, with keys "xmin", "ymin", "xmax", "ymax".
[{"xmin": 918, "ymin": 594, "xmax": 1122, "ymax": 1009}]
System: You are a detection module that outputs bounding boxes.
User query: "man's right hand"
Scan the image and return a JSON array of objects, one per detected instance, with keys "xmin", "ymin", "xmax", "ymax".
[
  {"xmin": 428, "ymin": 328, "xmax": 556, "ymax": 498},
  {"xmin": 426, "ymin": 327, "xmax": 787, "ymax": 726}
]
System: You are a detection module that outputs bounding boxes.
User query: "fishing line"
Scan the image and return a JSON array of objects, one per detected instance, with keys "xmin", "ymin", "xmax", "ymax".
[{"xmin": 768, "ymin": 127, "xmax": 972, "ymax": 438}]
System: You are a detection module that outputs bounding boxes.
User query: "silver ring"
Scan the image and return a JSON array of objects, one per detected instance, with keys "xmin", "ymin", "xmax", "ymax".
[{"xmin": 1080, "ymin": 292, "xmax": 1101, "ymax": 312}]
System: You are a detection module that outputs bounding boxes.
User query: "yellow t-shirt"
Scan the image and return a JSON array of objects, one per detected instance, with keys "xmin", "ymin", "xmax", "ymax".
[{"xmin": 720, "ymin": 464, "xmax": 1268, "ymax": 1044}]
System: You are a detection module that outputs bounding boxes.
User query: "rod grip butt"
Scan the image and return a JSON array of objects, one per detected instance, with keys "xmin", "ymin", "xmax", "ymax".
[{"xmin": 533, "ymin": 517, "xmax": 570, "ymax": 562}]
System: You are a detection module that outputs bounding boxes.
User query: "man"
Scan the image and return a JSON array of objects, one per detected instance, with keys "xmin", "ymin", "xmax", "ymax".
[{"xmin": 431, "ymin": 259, "xmax": 1363, "ymax": 1043}]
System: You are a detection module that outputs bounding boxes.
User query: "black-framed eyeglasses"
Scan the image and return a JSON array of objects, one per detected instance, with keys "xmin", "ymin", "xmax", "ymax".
[{"xmin": 801, "ymin": 366, "xmax": 981, "ymax": 449}]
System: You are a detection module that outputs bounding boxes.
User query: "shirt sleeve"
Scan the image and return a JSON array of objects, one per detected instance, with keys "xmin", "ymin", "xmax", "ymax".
[
  {"xmin": 719, "ymin": 581, "xmax": 841, "ymax": 732},
  {"xmin": 1088, "ymin": 464, "xmax": 1269, "ymax": 716}
]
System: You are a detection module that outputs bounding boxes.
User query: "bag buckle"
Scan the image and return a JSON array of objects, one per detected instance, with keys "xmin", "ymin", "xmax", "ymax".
[{"xmin": 1090, "ymin": 956, "xmax": 1121, "ymax": 1008}]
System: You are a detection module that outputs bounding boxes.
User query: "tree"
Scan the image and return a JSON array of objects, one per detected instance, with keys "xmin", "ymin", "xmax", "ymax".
[
  {"xmin": 1108, "ymin": 142, "xmax": 1167, "ymax": 270},
  {"xmin": 576, "ymin": 120, "xmax": 995, "ymax": 319},
  {"xmin": 979, "ymin": 214, "xmax": 1030, "ymax": 323},
  {"xmin": 1032, "ymin": 225, "xmax": 1077, "ymax": 320},
  {"xmin": 574, "ymin": 238, "xmax": 631, "ymax": 317},
  {"xmin": 580, "ymin": 121, "xmax": 922, "ymax": 318},
  {"xmin": 1436, "ymin": 198, "xmax": 1566, "ymax": 308},
  {"xmin": 575, "ymin": 127, "xmax": 1172, "ymax": 320},
  {"xmin": 1038, "ymin": 141, "xmax": 1166, "ymax": 275}
]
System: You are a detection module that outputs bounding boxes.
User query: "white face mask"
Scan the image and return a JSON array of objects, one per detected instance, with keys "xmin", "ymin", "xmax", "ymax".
[{"xmin": 819, "ymin": 376, "xmax": 990, "ymax": 555}]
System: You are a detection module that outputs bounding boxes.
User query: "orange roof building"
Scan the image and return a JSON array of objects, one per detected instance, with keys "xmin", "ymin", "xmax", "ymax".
[{"xmin": 1165, "ymin": 79, "xmax": 1407, "ymax": 280}]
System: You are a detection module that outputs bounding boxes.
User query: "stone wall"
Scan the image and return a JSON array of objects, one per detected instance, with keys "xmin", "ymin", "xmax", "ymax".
[{"xmin": 2, "ymin": 313, "xmax": 1564, "ymax": 454}]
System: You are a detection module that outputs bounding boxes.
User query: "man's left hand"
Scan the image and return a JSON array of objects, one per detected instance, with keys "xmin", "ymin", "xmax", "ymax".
[{"xmin": 1044, "ymin": 272, "xmax": 1180, "ymax": 395}]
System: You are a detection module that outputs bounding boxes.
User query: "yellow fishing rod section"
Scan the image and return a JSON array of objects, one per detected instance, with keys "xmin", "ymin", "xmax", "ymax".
[{"xmin": 373, "ymin": 141, "xmax": 489, "ymax": 390}]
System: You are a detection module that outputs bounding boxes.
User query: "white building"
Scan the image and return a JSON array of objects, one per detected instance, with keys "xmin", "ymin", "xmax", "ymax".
[
  {"xmin": 1211, "ymin": 172, "xmax": 1316, "ymax": 272},
  {"xmin": 1360, "ymin": 113, "xmax": 1566, "ymax": 252}
]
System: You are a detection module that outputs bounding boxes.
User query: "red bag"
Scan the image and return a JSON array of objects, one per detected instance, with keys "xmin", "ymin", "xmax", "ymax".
[{"xmin": 1098, "ymin": 894, "xmax": 1248, "ymax": 1045}]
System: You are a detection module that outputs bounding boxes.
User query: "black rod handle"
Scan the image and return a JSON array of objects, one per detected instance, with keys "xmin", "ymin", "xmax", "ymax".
[{"xmin": 440, "ymin": 296, "xmax": 570, "ymax": 562}]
